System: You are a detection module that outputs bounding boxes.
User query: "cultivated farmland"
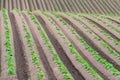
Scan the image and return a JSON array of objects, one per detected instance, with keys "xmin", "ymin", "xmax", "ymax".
[
  {"xmin": 0, "ymin": 0, "xmax": 120, "ymax": 15},
  {"xmin": 0, "ymin": 9, "xmax": 120, "ymax": 80},
  {"xmin": 0, "ymin": 0, "xmax": 120, "ymax": 80}
]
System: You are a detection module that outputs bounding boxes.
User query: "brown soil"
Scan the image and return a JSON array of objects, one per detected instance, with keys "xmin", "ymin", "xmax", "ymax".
[
  {"xmin": 0, "ymin": 0, "xmax": 120, "ymax": 15},
  {"xmin": 47, "ymin": 13, "xmax": 98, "ymax": 80},
  {"xmin": 74, "ymin": 15, "xmax": 120, "ymax": 71},
  {"xmin": 8, "ymin": 12, "xmax": 29, "ymax": 80},
  {"xmin": 35, "ymin": 14, "xmax": 84, "ymax": 80},
  {"xmin": 13, "ymin": 11, "xmax": 45, "ymax": 80},
  {"xmin": 84, "ymin": 15, "xmax": 120, "ymax": 41},
  {"xmin": 1, "ymin": 2, "xmax": 120, "ymax": 78},
  {"xmin": 107, "ymin": 17, "xmax": 120, "ymax": 24},
  {"xmin": 59, "ymin": 13, "xmax": 120, "ymax": 80},
  {"xmin": 23, "ymin": 12, "xmax": 57, "ymax": 80}
]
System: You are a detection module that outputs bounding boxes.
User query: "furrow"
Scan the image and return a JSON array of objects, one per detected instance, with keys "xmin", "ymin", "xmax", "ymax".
[
  {"xmin": 35, "ymin": 13, "xmax": 82, "ymax": 80},
  {"xmin": 84, "ymin": 15, "xmax": 120, "ymax": 41},
  {"xmin": 9, "ymin": 12, "xmax": 29, "ymax": 80}
]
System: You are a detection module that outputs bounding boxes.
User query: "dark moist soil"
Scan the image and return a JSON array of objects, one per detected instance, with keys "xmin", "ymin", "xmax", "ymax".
[
  {"xmin": 9, "ymin": 12, "xmax": 29, "ymax": 80},
  {"xmin": 35, "ymin": 14, "xmax": 85, "ymax": 80}
]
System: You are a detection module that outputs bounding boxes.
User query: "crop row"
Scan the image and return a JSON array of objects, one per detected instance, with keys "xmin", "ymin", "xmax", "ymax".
[
  {"xmin": 79, "ymin": 15, "xmax": 120, "ymax": 56},
  {"xmin": 26, "ymin": 10, "xmax": 73, "ymax": 80},
  {"xmin": 50, "ymin": 12, "xmax": 103, "ymax": 80},
  {"xmin": 0, "ymin": 0, "xmax": 120, "ymax": 15},
  {"xmin": 54, "ymin": 13, "xmax": 120, "ymax": 75},
  {"xmin": 92, "ymin": 15, "xmax": 119, "ymax": 47},
  {"xmin": 2, "ymin": 8, "xmax": 15, "ymax": 75},
  {"xmin": 72, "ymin": 14, "xmax": 120, "ymax": 58},
  {"xmin": 90, "ymin": 15, "xmax": 120, "ymax": 36},
  {"xmin": 16, "ymin": 10, "xmax": 45, "ymax": 79},
  {"xmin": 105, "ymin": 17, "xmax": 120, "ymax": 28},
  {"xmin": 1, "ymin": 9, "xmax": 120, "ymax": 79}
]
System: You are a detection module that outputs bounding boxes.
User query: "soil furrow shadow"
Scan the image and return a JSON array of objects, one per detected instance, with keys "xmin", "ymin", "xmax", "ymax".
[
  {"xmin": 35, "ymin": 14, "xmax": 85, "ymax": 80},
  {"xmin": 85, "ymin": 17, "xmax": 120, "ymax": 41},
  {"xmin": 23, "ymin": 13, "xmax": 57, "ymax": 80},
  {"xmin": 61, "ymin": 17, "xmax": 109, "ymax": 80},
  {"xmin": 9, "ymin": 12, "xmax": 29, "ymax": 80}
]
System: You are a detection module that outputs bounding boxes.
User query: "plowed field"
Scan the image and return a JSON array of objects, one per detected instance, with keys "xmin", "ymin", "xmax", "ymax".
[
  {"xmin": 0, "ymin": 0, "xmax": 120, "ymax": 15},
  {"xmin": 0, "ymin": 0, "xmax": 120, "ymax": 80},
  {"xmin": 0, "ymin": 8, "xmax": 120, "ymax": 80}
]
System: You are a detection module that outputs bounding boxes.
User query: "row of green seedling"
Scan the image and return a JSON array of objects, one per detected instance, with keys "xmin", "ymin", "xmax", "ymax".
[
  {"xmin": 16, "ymin": 10, "xmax": 44, "ymax": 79},
  {"xmin": 2, "ymin": 8, "xmax": 15, "ymax": 75},
  {"xmin": 91, "ymin": 14, "xmax": 120, "ymax": 35},
  {"xmin": 83, "ymin": 14, "xmax": 120, "ymax": 46},
  {"xmin": 54, "ymin": 12, "xmax": 120, "ymax": 76},
  {"xmin": 48, "ymin": 12, "xmax": 103, "ymax": 80},
  {"xmin": 99, "ymin": 15, "xmax": 120, "ymax": 31},
  {"xmin": 26, "ymin": 10, "xmax": 72, "ymax": 80},
  {"xmin": 71, "ymin": 14, "xmax": 120, "ymax": 59},
  {"xmin": 104, "ymin": 17, "xmax": 120, "ymax": 28},
  {"xmin": 80, "ymin": 16, "xmax": 120, "ymax": 59}
]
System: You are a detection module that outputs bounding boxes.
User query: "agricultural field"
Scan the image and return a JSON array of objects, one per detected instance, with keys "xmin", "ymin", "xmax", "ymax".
[
  {"xmin": 0, "ymin": 0, "xmax": 120, "ymax": 15},
  {"xmin": 0, "ymin": 9, "xmax": 120, "ymax": 80},
  {"xmin": 0, "ymin": 0, "xmax": 120, "ymax": 80}
]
